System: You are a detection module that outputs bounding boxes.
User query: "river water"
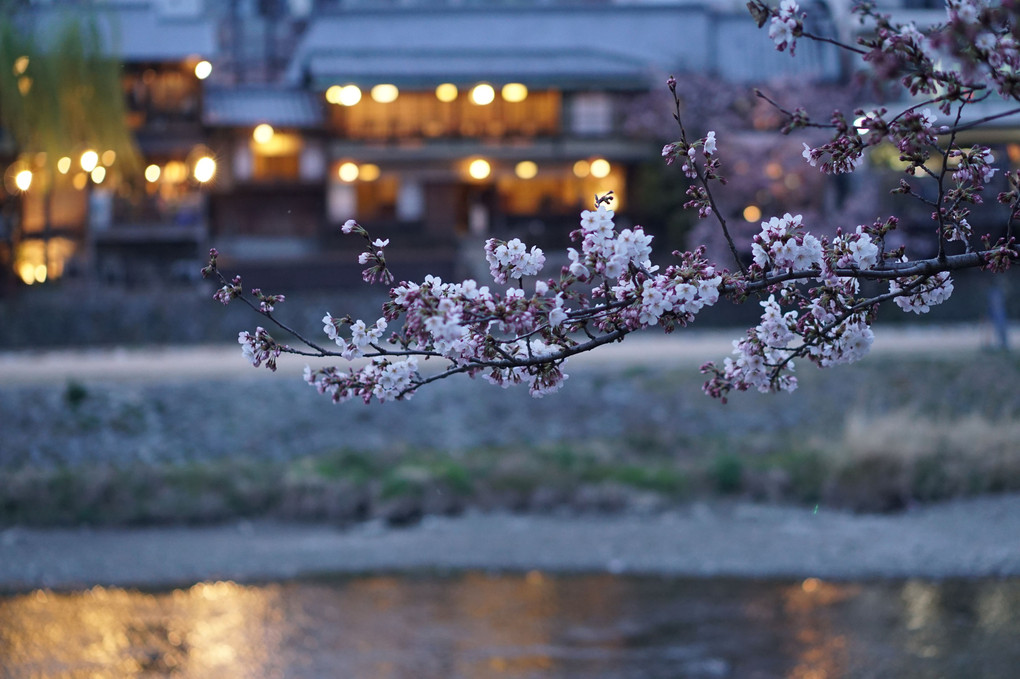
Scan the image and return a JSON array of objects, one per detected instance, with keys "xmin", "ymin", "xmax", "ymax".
[{"xmin": 1, "ymin": 574, "xmax": 1018, "ymax": 678}]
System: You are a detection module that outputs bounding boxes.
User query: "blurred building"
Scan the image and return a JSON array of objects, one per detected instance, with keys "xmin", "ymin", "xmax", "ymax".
[{"xmin": 2, "ymin": 0, "xmax": 843, "ymax": 289}]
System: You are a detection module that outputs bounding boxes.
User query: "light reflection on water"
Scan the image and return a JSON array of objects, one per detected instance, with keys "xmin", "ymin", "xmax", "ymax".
[{"xmin": 1, "ymin": 574, "xmax": 1019, "ymax": 678}]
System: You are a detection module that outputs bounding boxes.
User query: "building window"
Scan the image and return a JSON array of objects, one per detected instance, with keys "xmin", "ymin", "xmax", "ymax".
[
  {"xmin": 124, "ymin": 65, "xmax": 201, "ymax": 126},
  {"xmin": 251, "ymin": 132, "xmax": 303, "ymax": 181},
  {"xmin": 570, "ymin": 93, "xmax": 613, "ymax": 136},
  {"xmin": 328, "ymin": 90, "xmax": 561, "ymax": 140}
]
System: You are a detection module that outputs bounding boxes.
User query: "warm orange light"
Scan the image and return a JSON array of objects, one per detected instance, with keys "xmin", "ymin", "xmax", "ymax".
[
  {"xmin": 468, "ymin": 158, "xmax": 491, "ymax": 179},
  {"xmin": 18, "ymin": 262, "xmax": 35, "ymax": 285},
  {"xmin": 470, "ymin": 83, "xmax": 495, "ymax": 106},
  {"xmin": 101, "ymin": 150, "xmax": 116, "ymax": 166},
  {"xmin": 72, "ymin": 173, "xmax": 88, "ymax": 190},
  {"xmin": 743, "ymin": 204, "xmax": 762, "ymax": 222},
  {"xmin": 13, "ymin": 55, "xmax": 29, "ymax": 76},
  {"xmin": 514, "ymin": 161, "xmax": 538, "ymax": 179},
  {"xmin": 14, "ymin": 169, "xmax": 32, "ymax": 191},
  {"xmin": 371, "ymin": 84, "xmax": 399, "ymax": 103},
  {"xmin": 572, "ymin": 160, "xmax": 591, "ymax": 178},
  {"xmin": 194, "ymin": 60, "xmax": 213, "ymax": 80},
  {"xmin": 338, "ymin": 85, "xmax": 362, "ymax": 106},
  {"xmin": 80, "ymin": 150, "xmax": 99, "ymax": 172},
  {"xmin": 57, "ymin": 157, "xmax": 71, "ymax": 174},
  {"xmin": 90, "ymin": 166, "xmax": 107, "ymax": 184},
  {"xmin": 253, "ymin": 123, "xmax": 275, "ymax": 144},
  {"xmin": 501, "ymin": 83, "xmax": 528, "ymax": 103},
  {"xmin": 163, "ymin": 161, "xmax": 187, "ymax": 183},
  {"xmin": 338, "ymin": 162, "xmax": 359, "ymax": 182},
  {"xmin": 359, "ymin": 163, "xmax": 380, "ymax": 181},
  {"xmin": 590, "ymin": 158, "xmax": 611, "ymax": 178},
  {"xmin": 193, "ymin": 156, "xmax": 216, "ymax": 183},
  {"xmin": 435, "ymin": 83, "xmax": 458, "ymax": 102}
]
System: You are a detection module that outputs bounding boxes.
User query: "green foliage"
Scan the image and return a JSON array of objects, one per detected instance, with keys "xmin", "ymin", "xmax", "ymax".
[
  {"xmin": 710, "ymin": 454, "xmax": 744, "ymax": 494},
  {"xmin": 0, "ymin": 3, "xmax": 141, "ymax": 180}
]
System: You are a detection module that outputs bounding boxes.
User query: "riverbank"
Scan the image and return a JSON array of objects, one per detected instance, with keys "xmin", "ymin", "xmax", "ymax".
[
  {"xmin": 3, "ymin": 326, "xmax": 1019, "ymax": 591},
  {"xmin": 3, "ymin": 494, "xmax": 1019, "ymax": 592}
]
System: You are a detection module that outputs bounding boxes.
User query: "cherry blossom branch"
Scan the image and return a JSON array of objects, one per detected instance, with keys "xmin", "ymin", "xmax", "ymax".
[{"xmin": 206, "ymin": 0, "xmax": 1020, "ymax": 405}]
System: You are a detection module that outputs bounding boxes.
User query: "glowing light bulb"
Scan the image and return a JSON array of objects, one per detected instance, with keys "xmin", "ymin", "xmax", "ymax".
[
  {"xmin": 194, "ymin": 156, "xmax": 216, "ymax": 183},
  {"xmin": 80, "ymin": 150, "xmax": 99, "ymax": 172},
  {"xmin": 468, "ymin": 158, "xmax": 491, "ymax": 179},
  {"xmin": 470, "ymin": 83, "xmax": 495, "ymax": 106},
  {"xmin": 194, "ymin": 60, "xmax": 213, "ymax": 80},
  {"xmin": 590, "ymin": 158, "xmax": 611, "ymax": 178},
  {"xmin": 435, "ymin": 83, "xmax": 458, "ymax": 102},
  {"xmin": 501, "ymin": 83, "xmax": 528, "ymax": 103},
  {"xmin": 253, "ymin": 123, "xmax": 275, "ymax": 144},
  {"xmin": 514, "ymin": 161, "xmax": 537, "ymax": 179},
  {"xmin": 338, "ymin": 162, "xmax": 359, "ymax": 182},
  {"xmin": 371, "ymin": 84, "xmax": 399, "ymax": 103}
]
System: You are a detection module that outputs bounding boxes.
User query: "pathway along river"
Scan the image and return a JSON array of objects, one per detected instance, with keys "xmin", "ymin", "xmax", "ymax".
[{"xmin": 2, "ymin": 573, "xmax": 1019, "ymax": 678}]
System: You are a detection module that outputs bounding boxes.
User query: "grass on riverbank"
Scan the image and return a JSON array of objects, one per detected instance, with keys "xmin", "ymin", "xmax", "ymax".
[{"xmin": 3, "ymin": 408, "xmax": 1019, "ymax": 527}]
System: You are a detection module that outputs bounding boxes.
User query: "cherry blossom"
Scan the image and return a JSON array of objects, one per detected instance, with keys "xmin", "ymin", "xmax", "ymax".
[{"xmin": 204, "ymin": 0, "xmax": 1020, "ymax": 405}]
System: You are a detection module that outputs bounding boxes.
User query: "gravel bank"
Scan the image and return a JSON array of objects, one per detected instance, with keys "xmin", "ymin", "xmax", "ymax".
[
  {"xmin": 3, "ymin": 494, "xmax": 1019, "ymax": 592},
  {"xmin": 2, "ymin": 326, "xmax": 1018, "ymax": 592},
  {"xmin": 3, "ymin": 327, "xmax": 1017, "ymax": 471}
]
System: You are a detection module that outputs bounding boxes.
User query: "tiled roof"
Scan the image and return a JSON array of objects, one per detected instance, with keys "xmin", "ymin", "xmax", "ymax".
[
  {"xmin": 303, "ymin": 48, "xmax": 654, "ymax": 89},
  {"xmin": 286, "ymin": 6, "xmax": 712, "ymax": 87},
  {"xmin": 202, "ymin": 87, "xmax": 324, "ymax": 128},
  {"xmin": 26, "ymin": 6, "xmax": 216, "ymax": 62},
  {"xmin": 286, "ymin": 5, "xmax": 841, "ymax": 88}
]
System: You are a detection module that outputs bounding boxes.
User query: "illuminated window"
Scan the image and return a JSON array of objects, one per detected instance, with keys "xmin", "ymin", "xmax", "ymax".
[
  {"xmin": 251, "ymin": 132, "xmax": 303, "ymax": 181},
  {"xmin": 329, "ymin": 90, "xmax": 561, "ymax": 140}
]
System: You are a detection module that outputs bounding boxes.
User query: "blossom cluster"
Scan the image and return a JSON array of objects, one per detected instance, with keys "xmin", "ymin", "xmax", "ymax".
[
  {"xmin": 702, "ymin": 210, "xmax": 955, "ymax": 400},
  {"xmin": 238, "ymin": 327, "xmax": 283, "ymax": 371},
  {"xmin": 570, "ymin": 204, "xmax": 654, "ymax": 280},
  {"xmin": 204, "ymin": 0, "xmax": 1020, "ymax": 406},
  {"xmin": 767, "ymin": 0, "xmax": 801, "ymax": 55},
  {"xmin": 484, "ymin": 238, "xmax": 546, "ymax": 284},
  {"xmin": 890, "ymin": 272, "xmax": 955, "ymax": 314},
  {"xmin": 323, "ymin": 313, "xmax": 388, "ymax": 360},
  {"xmin": 303, "ymin": 357, "xmax": 419, "ymax": 404},
  {"xmin": 750, "ymin": 213, "xmax": 823, "ymax": 272}
]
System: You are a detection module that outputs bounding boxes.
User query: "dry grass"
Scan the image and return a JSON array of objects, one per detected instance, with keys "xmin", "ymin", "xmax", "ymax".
[{"xmin": 818, "ymin": 410, "xmax": 1020, "ymax": 511}]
